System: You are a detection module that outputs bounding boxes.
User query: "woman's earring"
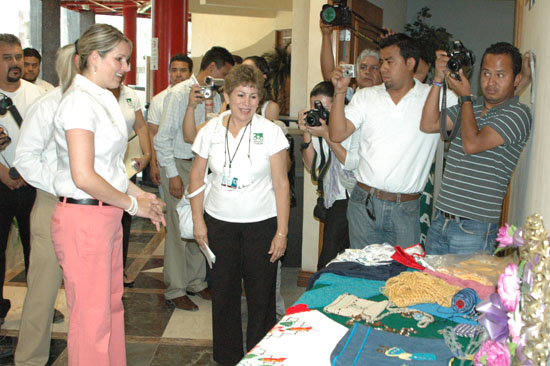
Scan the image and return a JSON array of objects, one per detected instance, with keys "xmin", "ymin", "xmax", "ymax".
[{"xmin": 93, "ymin": 66, "xmax": 97, "ymax": 75}]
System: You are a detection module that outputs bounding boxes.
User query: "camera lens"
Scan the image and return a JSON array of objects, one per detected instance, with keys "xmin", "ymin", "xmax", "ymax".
[
  {"xmin": 321, "ymin": 6, "xmax": 337, "ymax": 23},
  {"xmin": 447, "ymin": 58, "xmax": 461, "ymax": 73}
]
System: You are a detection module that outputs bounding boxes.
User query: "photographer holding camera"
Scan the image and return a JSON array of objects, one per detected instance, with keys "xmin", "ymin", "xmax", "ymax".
[
  {"xmin": 329, "ymin": 34, "xmax": 458, "ymax": 250},
  {"xmin": 299, "ymin": 81, "xmax": 354, "ymax": 269},
  {"xmin": 420, "ymin": 42, "xmax": 532, "ymax": 255}
]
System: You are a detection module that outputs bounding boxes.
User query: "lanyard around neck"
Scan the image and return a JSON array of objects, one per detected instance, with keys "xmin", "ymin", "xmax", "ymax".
[{"xmin": 224, "ymin": 115, "xmax": 252, "ymax": 171}]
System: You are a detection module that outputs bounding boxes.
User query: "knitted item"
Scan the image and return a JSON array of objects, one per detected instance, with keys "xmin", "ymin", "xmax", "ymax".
[{"xmin": 382, "ymin": 272, "xmax": 462, "ymax": 308}]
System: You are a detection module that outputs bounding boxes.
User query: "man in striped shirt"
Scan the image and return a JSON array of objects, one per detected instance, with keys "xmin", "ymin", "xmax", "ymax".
[{"xmin": 420, "ymin": 42, "xmax": 532, "ymax": 254}]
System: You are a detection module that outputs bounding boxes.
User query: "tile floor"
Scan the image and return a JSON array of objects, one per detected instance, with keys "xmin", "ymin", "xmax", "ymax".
[{"xmin": 0, "ymin": 216, "xmax": 306, "ymax": 365}]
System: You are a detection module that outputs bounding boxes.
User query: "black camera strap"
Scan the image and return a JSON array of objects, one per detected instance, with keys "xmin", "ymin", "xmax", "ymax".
[
  {"xmin": 0, "ymin": 93, "xmax": 23, "ymax": 127},
  {"xmin": 311, "ymin": 137, "xmax": 332, "ymax": 197},
  {"xmin": 439, "ymin": 82, "xmax": 461, "ymax": 142}
]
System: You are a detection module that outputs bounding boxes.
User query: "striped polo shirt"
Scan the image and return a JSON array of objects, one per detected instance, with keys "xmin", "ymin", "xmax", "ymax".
[{"xmin": 436, "ymin": 96, "xmax": 532, "ymax": 223}]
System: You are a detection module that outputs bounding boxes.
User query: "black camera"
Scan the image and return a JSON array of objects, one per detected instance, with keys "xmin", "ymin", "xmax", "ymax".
[
  {"xmin": 447, "ymin": 40, "xmax": 475, "ymax": 80},
  {"xmin": 320, "ymin": 0, "xmax": 352, "ymax": 27},
  {"xmin": 305, "ymin": 100, "xmax": 330, "ymax": 127}
]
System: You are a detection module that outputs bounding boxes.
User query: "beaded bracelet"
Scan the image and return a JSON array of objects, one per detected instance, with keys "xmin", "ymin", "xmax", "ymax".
[{"xmin": 125, "ymin": 195, "xmax": 138, "ymax": 216}]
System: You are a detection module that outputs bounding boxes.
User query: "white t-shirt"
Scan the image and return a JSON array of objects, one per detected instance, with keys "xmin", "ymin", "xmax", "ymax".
[
  {"xmin": 14, "ymin": 87, "xmax": 62, "ymax": 195},
  {"xmin": 345, "ymin": 80, "xmax": 457, "ymax": 194},
  {"xmin": 118, "ymin": 84, "xmax": 142, "ymax": 135},
  {"xmin": 53, "ymin": 74, "xmax": 129, "ymax": 199},
  {"xmin": 147, "ymin": 86, "xmax": 171, "ymax": 126},
  {"xmin": 34, "ymin": 78, "xmax": 55, "ymax": 93},
  {"xmin": 192, "ymin": 111, "xmax": 289, "ymax": 223},
  {"xmin": 0, "ymin": 80, "xmax": 44, "ymax": 167},
  {"xmin": 312, "ymin": 134, "xmax": 354, "ymax": 201}
]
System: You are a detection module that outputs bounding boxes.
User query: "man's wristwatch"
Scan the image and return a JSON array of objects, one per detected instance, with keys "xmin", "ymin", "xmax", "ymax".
[{"xmin": 459, "ymin": 95, "xmax": 473, "ymax": 106}]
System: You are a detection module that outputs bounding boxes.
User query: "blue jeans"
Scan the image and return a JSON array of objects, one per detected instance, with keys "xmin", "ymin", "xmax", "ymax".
[
  {"xmin": 425, "ymin": 210, "xmax": 498, "ymax": 255},
  {"xmin": 347, "ymin": 184, "xmax": 420, "ymax": 249}
]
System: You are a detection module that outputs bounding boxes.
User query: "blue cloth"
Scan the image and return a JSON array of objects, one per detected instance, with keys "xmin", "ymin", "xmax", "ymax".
[
  {"xmin": 347, "ymin": 184, "xmax": 420, "ymax": 250},
  {"xmin": 331, "ymin": 323, "xmax": 455, "ymax": 366},
  {"xmin": 425, "ymin": 210, "xmax": 498, "ymax": 255},
  {"xmin": 411, "ymin": 303, "xmax": 478, "ymax": 325},
  {"xmin": 295, "ymin": 273, "xmax": 384, "ymax": 309},
  {"xmin": 307, "ymin": 261, "xmax": 407, "ymax": 291}
]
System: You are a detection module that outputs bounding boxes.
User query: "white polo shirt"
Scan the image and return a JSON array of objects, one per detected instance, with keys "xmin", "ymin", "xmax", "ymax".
[
  {"xmin": 0, "ymin": 80, "xmax": 44, "ymax": 168},
  {"xmin": 345, "ymin": 80, "xmax": 456, "ymax": 194},
  {"xmin": 118, "ymin": 84, "xmax": 142, "ymax": 135},
  {"xmin": 53, "ymin": 74, "xmax": 129, "ymax": 199},
  {"xmin": 147, "ymin": 85, "xmax": 171, "ymax": 126},
  {"xmin": 14, "ymin": 87, "xmax": 62, "ymax": 195},
  {"xmin": 192, "ymin": 111, "xmax": 289, "ymax": 223},
  {"xmin": 34, "ymin": 78, "xmax": 55, "ymax": 93}
]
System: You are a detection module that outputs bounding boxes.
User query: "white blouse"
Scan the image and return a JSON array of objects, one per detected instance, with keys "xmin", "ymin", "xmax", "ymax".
[
  {"xmin": 53, "ymin": 74, "xmax": 129, "ymax": 199},
  {"xmin": 192, "ymin": 111, "xmax": 289, "ymax": 223}
]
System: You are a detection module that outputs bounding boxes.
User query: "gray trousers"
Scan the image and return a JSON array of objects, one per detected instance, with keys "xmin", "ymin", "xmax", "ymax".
[
  {"xmin": 15, "ymin": 190, "xmax": 63, "ymax": 366},
  {"xmin": 160, "ymin": 159, "xmax": 207, "ymax": 300}
]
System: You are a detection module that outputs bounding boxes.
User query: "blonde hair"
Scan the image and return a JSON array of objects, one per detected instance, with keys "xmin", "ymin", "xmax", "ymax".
[
  {"xmin": 75, "ymin": 23, "xmax": 132, "ymax": 73},
  {"xmin": 56, "ymin": 44, "xmax": 77, "ymax": 92}
]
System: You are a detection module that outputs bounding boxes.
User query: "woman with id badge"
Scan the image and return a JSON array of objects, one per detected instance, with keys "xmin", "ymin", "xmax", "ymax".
[{"xmin": 189, "ymin": 64, "xmax": 289, "ymax": 366}]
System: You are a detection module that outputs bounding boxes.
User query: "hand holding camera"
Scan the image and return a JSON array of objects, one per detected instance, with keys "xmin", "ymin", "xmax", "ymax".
[
  {"xmin": 331, "ymin": 63, "xmax": 353, "ymax": 93},
  {"xmin": 188, "ymin": 84, "xmax": 205, "ymax": 109}
]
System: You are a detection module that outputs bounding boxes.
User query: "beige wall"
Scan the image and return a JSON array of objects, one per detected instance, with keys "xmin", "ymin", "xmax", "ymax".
[
  {"xmin": 190, "ymin": 11, "xmax": 292, "ymax": 71},
  {"xmin": 290, "ymin": 0, "xmax": 327, "ymax": 273},
  {"xmin": 508, "ymin": 2, "xmax": 550, "ymax": 226}
]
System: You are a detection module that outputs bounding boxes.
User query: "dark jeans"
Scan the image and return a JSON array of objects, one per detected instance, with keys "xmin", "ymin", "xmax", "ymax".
[
  {"xmin": 317, "ymin": 198, "xmax": 350, "ymax": 270},
  {"xmin": 425, "ymin": 209, "xmax": 498, "ymax": 255},
  {"xmin": 204, "ymin": 212, "xmax": 278, "ymax": 366},
  {"xmin": 0, "ymin": 182, "xmax": 36, "ymax": 317}
]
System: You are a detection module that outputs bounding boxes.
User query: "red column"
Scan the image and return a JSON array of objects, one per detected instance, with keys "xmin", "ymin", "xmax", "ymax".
[
  {"xmin": 152, "ymin": 0, "xmax": 187, "ymax": 95},
  {"xmin": 123, "ymin": 1, "xmax": 137, "ymax": 85}
]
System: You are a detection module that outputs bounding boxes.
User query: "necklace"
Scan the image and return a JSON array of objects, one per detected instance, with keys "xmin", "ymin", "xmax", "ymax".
[{"xmin": 223, "ymin": 115, "xmax": 252, "ymax": 174}]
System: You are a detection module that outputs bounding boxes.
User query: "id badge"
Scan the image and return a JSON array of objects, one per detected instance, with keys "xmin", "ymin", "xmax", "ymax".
[{"xmin": 221, "ymin": 175, "xmax": 238, "ymax": 189}]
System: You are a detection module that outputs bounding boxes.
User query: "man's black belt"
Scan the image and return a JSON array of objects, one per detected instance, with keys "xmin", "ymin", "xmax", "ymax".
[
  {"xmin": 441, "ymin": 211, "xmax": 470, "ymax": 221},
  {"xmin": 59, "ymin": 197, "xmax": 111, "ymax": 206}
]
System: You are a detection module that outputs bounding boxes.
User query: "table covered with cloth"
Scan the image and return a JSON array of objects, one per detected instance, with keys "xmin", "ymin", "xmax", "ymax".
[{"xmin": 237, "ymin": 244, "xmax": 505, "ymax": 366}]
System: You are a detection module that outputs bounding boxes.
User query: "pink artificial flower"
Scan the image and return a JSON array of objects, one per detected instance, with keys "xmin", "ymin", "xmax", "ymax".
[
  {"xmin": 507, "ymin": 308, "xmax": 523, "ymax": 343},
  {"xmin": 496, "ymin": 224, "xmax": 513, "ymax": 248},
  {"xmin": 474, "ymin": 340, "xmax": 511, "ymax": 366},
  {"xmin": 498, "ymin": 263, "xmax": 521, "ymax": 312}
]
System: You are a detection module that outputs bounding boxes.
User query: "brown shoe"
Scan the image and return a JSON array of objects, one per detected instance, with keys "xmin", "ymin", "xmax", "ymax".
[
  {"xmin": 165, "ymin": 295, "xmax": 198, "ymax": 311},
  {"xmin": 187, "ymin": 287, "xmax": 212, "ymax": 301}
]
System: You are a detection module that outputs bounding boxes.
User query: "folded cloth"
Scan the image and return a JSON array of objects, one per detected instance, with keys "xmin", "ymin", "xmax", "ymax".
[
  {"xmin": 238, "ymin": 310, "xmax": 348, "ymax": 366},
  {"xmin": 296, "ymin": 273, "xmax": 385, "ymax": 309},
  {"xmin": 307, "ymin": 261, "xmax": 407, "ymax": 291},
  {"xmin": 330, "ymin": 323, "xmax": 455, "ymax": 366},
  {"xmin": 323, "ymin": 293, "xmax": 388, "ymax": 320},
  {"xmin": 391, "ymin": 245, "xmax": 425, "ymax": 270},
  {"xmin": 423, "ymin": 268, "xmax": 495, "ymax": 300}
]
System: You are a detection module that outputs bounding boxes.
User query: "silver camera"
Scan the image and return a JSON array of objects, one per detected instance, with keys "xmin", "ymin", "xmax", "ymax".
[
  {"xmin": 201, "ymin": 76, "xmax": 225, "ymax": 98},
  {"xmin": 341, "ymin": 63, "xmax": 356, "ymax": 78}
]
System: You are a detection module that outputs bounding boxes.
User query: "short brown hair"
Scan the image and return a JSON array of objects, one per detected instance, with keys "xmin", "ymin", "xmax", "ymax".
[{"xmin": 224, "ymin": 64, "xmax": 264, "ymax": 98}]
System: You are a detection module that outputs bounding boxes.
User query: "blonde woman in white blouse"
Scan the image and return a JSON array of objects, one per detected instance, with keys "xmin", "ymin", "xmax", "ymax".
[{"xmin": 51, "ymin": 24, "xmax": 164, "ymax": 366}]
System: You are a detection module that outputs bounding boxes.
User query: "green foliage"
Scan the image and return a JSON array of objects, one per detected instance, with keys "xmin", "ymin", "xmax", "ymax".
[
  {"xmin": 404, "ymin": 7, "xmax": 453, "ymax": 66},
  {"xmin": 262, "ymin": 43, "xmax": 291, "ymax": 101}
]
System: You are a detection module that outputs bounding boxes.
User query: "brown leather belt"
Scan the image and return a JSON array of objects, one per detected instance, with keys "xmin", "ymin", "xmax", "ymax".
[
  {"xmin": 178, "ymin": 158, "xmax": 193, "ymax": 161},
  {"xmin": 356, "ymin": 182, "xmax": 420, "ymax": 203}
]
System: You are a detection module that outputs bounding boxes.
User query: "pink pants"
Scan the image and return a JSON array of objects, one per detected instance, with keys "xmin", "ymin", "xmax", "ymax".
[{"xmin": 51, "ymin": 201, "xmax": 126, "ymax": 366}]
